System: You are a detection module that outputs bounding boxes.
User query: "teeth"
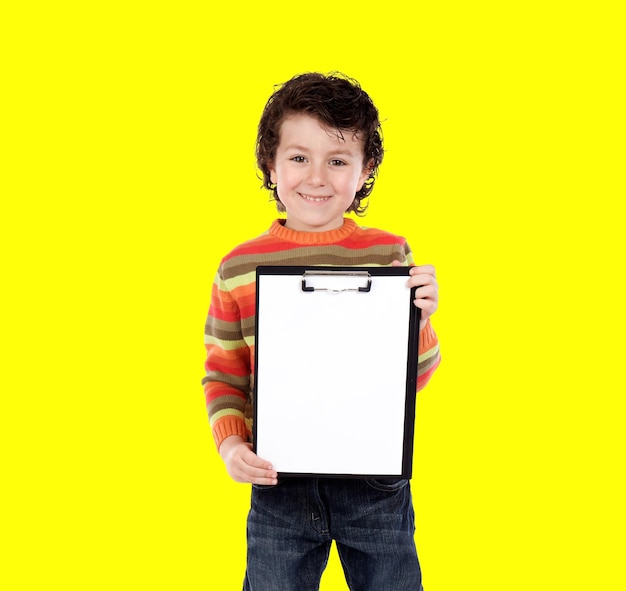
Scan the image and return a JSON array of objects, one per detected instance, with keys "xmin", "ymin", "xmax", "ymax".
[{"xmin": 301, "ymin": 194, "xmax": 330, "ymax": 202}]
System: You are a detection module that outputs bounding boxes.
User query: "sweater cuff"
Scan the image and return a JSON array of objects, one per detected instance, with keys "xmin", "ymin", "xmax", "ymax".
[
  {"xmin": 419, "ymin": 318, "xmax": 437, "ymax": 354},
  {"xmin": 213, "ymin": 417, "xmax": 250, "ymax": 450}
]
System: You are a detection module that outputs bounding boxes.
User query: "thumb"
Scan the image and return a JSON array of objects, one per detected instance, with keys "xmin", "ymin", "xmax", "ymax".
[{"xmin": 391, "ymin": 260, "xmax": 405, "ymax": 267}]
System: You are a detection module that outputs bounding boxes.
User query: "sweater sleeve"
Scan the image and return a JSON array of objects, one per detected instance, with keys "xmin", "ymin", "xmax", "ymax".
[
  {"xmin": 202, "ymin": 266, "xmax": 252, "ymax": 449},
  {"xmin": 404, "ymin": 242, "xmax": 441, "ymax": 391},
  {"xmin": 417, "ymin": 319, "xmax": 440, "ymax": 391}
]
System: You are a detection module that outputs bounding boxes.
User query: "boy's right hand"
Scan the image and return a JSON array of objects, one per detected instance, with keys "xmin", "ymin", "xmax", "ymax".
[{"xmin": 219, "ymin": 435, "xmax": 278, "ymax": 485}]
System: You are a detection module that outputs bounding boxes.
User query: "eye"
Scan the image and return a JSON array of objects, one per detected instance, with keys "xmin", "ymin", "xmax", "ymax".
[
  {"xmin": 330, "ymin": 159, "xmax": 346, "ymax": 166},
  {"xmin": 291, "ymin": 156, "xmax": 307, "ymax": 163}
]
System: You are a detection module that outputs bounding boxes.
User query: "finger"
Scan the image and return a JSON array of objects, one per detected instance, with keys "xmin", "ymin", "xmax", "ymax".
[
  {"xmin": 413, "ymin": 285, "xmax": 438, "ymax": 301},
  {"xmin": 409, "ymin": 264, "xmax": 436, "ymax": 277},
  {"xmin": 414, "ymin": 298, "xmax": 437, "ymax": 312},
  {"xmin": 251, "ymin": 475, "xmax": 280, "ymax": 486},
  {"xmin": 240, "ymin": 447, "xmax": 274, "ymax": 471},
  {"xmin": 391, "ymin": 260, "xmax": 405, "ymax": 267},
  {"xmin": 407, "ymin": 274, "xmax": 438, "ymax": 290},
  {"xmin": 413, "ymin": 296, "xmax": 438, "ymax": 317},
  {"xmin": 239, "ymin": 449, "xmax": 278, "ymax": 478},
  {"xmin": 247, "ymin": 473, "xmax": 280, "ymax": 485},
  {"xmin": 236, "ymin": 459, "xmax": 277, "ymax": 480},
  {"xmin": 243, "ymin": 463, "xmax": 278, "ymax": 485},
  {"xmin": 247, "ymin": 467, "xmax": 279, "ymax": 485},
  {"xmin": 230, "ymin": 458, "xmax": 278, "ymax": 484}
]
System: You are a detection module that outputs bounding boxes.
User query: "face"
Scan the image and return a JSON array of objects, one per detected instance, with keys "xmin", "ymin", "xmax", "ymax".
[{"xmin": 269, "ymin": 114, "xmax": 370, "ymax": 232}]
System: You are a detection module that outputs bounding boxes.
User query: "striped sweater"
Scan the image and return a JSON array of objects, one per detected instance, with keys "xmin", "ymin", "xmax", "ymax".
[{"xmin": 203, "ymin": 218, "xmax": 441, "ymax": 449}]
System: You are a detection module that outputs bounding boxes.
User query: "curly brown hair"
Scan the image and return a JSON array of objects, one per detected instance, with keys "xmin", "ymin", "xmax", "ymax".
[{"xmin": 256, "ymin": 72, "xmax": 384, "ymax": 215}]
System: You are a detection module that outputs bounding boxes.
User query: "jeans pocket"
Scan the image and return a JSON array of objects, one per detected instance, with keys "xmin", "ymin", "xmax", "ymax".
[{"xmin": 365, "ymin": 478, "xmax": 409, "ymax": 493}]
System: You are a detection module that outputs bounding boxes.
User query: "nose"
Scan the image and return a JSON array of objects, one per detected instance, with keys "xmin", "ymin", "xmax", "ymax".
[{"xmin": 306, "ymin": 162, "xmax": 327, "ymax": 187}]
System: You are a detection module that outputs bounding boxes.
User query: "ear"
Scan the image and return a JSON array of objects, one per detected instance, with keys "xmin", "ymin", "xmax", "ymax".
[
  {"xmin": 358, "ymin": 159, "xmax": 374, "ymax": 189},
  {"xmin": 269, "ymin": 163, "xmax": 277, "ymax": 185}
]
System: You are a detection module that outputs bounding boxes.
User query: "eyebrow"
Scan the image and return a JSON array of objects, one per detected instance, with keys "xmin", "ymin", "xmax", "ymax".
[{"xmin": 283, "ymin": 144, "xmax": 357, "ymax": 158}]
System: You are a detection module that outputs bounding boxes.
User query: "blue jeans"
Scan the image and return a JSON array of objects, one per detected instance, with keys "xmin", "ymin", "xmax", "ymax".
[{"xmin": 243, "ymin": 478, "xmax": 423, "ymax": 591}]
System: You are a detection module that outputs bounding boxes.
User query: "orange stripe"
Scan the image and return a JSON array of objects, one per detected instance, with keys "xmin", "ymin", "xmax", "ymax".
[
  {"xmin": 205, "ymin": 354, "xmax": 250, "ymax": 377},
  {"xmin": 208, "ymin": 291, "xmax": 240, "ymax": 322},
  {"xmin": 205, "ymin": 344, "xmax": 249, "ymax": 363},
  {"xmin": 204, "ymin": 382, "xmax": 246, "ymax": 403},
  {"xmin": 418, "ymin": 320, "xmax": 438, "ymax": 354},
  {"xmin": 230, "ymin": 282, "xmax": 256, "ymax": 301}
]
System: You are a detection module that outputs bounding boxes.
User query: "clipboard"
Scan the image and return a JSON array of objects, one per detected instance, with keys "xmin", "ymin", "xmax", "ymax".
[{"xmin": 253, "ymin": 266, "xmax": 420, "ymax": 479}]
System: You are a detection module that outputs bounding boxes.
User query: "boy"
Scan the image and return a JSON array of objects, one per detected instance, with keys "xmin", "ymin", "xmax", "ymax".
[{"xmin": 203, "ymin": 72, "xmax": 440, "ymax": 590}]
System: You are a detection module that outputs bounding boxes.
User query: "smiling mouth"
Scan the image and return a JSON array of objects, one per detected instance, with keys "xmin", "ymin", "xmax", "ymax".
[{"xmin": 300, "ymin": 193, "xmax": 331, "ymax": 202}]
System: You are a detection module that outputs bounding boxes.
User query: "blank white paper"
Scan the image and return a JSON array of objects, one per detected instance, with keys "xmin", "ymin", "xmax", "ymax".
[{"xmin": 255, "ymin": 271, "xmax": 413, "ymax": 476}]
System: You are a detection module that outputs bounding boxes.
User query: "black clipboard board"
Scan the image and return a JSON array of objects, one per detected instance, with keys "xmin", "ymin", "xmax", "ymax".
[{"xmin": 253, "ymin": 266, "xmax": 420, "ymax": 479}]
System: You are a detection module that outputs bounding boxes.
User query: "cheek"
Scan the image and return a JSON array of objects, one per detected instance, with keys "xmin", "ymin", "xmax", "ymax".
[
  {"xmin": 273, "ymin": 166, "xmax": 297, "ymax": 188},
  {"xmin": 345, "ymin": 172, "xmax": 366, "ymax": 193}
]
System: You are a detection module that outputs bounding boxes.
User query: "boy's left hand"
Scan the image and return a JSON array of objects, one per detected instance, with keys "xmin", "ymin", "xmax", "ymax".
[{"xmin": 392, "ymin": 261, "xmax": 438, "ymax": 331}]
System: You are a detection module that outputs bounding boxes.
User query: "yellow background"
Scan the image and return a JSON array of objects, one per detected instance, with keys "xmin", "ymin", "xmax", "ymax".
[{"xmin": 2, "ymin": 1, "xmax": 624, "ymax": 589}]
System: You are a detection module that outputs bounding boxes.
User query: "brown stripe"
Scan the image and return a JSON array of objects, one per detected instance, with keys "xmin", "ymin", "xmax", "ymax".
[
  {"xmin": 205, "ymin": 316, "xmax": 256, "ymax": 341},
  {"xmin": 222, "ymin": 244, "xmax": 409, "ymax": 280},
  {"xmin": 418, "ymin": 353, "xmax": 440, "ymax": 374},
  {"xmin": 206, "ymin": 317, "xmax": 248, "ymax": 341},
  {"xmin": 241, "ymin": 316, "xmax": 255, "ymax": 339},
  {"xmin": 208, "ymin": 395, "xmax": 248, "ymax": 415},
  {"xmin": 202, "ymin": 372, "xmax": 249, "ymax": 389}
]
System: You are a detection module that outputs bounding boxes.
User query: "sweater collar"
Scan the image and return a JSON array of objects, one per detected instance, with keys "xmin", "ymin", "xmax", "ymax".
[{"xmin": 269, "ymin": 218, "xmax": 358, "ymax": 245}]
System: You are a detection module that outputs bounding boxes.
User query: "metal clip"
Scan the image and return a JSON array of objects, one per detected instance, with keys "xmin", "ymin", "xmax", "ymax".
[{"xmin": 301, "ymin": 271, "xmax": 372, "ymax": 293}]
